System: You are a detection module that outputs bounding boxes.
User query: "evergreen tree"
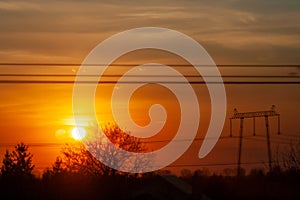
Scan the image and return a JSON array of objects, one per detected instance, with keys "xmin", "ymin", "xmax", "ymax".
[
  {"xmin": 1, "ymin": 150, "xmax": 14, "ymax": 177},
  {"xmin": 52, "ymin": 156, "xmax": 64, "ymax": 174},
  {"xmin": 0, "ymin": 142, "xmax": 35, "ymax": 178},
  {"xmin": 11, "ymin": 143, "xmax": 35, "ymax": 177}
]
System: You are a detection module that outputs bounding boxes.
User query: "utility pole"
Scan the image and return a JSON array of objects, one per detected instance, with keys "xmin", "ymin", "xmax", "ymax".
[
  {"xmin": 230, "ymin": 105, "xmax": 280, "ymax": 176},
  {"xmin": 253, "ymin": 117, "xmax": 256, "ymax": 136},
  {"xmin": 237, "ymin": 117, "xmax": 244, "ymax": 177},
  {"xmin": 230, "ymin": 118, "xmax": 233, "ymax": 137},
  {"xmin": 265, "ymin": 116, "xmax": 272, "ymax": 170}
]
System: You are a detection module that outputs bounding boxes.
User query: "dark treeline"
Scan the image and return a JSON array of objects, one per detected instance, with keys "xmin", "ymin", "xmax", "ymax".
[{"xmin": 0, "ymin": 126, "xmax": 299, "ymax": 200}]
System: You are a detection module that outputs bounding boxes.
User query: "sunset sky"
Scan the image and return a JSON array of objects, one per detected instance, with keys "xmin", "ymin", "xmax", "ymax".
[{"xmin": 0, "ymin": 0, "xmax": 299, "ymax": 174}]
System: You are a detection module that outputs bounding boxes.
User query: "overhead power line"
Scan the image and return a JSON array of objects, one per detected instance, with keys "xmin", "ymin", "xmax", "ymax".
[
  {"xmin": 0, "ymin": 63, "xmax": 299, "ymax": 68},
  {"xmin": 0, "ymin": 63, "xmax": 298, "ymax": 84},
  {"xmin": 0, "ymin": 80, "xmax": 298, "ymax": 84},
  {"xmin": 167, "ymin": 160, "xmax": 284, "ymax": 168},
  {"xmin": 0, "ymin": 74, "xmax": 298, "ymax": 78}
]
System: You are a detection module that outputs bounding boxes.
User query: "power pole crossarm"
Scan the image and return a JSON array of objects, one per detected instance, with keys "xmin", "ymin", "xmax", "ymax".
[{"xmin": 231, "ymin": 110, "xmax": 279, "ymax": 119}]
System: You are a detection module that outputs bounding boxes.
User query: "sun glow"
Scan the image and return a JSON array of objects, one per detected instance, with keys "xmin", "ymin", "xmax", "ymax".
[{"xmin": 71, "ymin": 127, "xmax": 86, "ymax": 140}]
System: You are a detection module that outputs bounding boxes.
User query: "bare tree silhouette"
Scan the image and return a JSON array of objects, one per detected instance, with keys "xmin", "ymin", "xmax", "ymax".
[
  {"xmin": 283, "ymin": 142, "xmax": 300, "ymax": 172},
  {"xmin": 53, "ymin": 124, "xmax": 149, "ymax": 176}
]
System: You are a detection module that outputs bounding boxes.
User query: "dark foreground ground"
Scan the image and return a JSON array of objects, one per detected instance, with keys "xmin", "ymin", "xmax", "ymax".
[{"xmin": 0, "ymin": 170, "xmax": 299, "ymax": 200}]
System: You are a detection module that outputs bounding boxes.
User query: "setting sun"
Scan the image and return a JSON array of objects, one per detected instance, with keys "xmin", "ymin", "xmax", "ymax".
[{"xmin": 71, "ymin": 127, "xmax": 86, "ymax": 140}]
